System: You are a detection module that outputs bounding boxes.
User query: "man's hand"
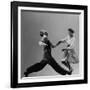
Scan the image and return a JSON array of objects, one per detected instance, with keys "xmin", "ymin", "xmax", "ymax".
[{"xmin": 38, "ymin": 41, "xmax": 47, "ymax": 46}]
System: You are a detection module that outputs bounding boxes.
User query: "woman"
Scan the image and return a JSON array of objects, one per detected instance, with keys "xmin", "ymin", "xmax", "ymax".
[{"xmin": 56, "ymin": 28, "xmax": 79, "ymax": 71}]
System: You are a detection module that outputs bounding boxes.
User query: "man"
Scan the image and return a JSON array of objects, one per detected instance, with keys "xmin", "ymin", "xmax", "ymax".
[
  {"xmin": 56, "ymin": 28, "xmax": 79, "ymax": 71},
  {"xmin": 24, "ymin": 29, "xmax": 72, "ymax": 77}
]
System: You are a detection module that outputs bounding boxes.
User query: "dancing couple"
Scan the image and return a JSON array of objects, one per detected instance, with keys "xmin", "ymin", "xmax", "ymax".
[{"xmin": 24, "ymin": 28, "xmax": 79, "ymax": 77}]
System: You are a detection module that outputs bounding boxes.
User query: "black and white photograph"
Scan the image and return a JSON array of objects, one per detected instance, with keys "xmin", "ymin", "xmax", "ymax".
[{"xmin": 11, "ymin": 1, "xmax": 87, "ymax": 88}]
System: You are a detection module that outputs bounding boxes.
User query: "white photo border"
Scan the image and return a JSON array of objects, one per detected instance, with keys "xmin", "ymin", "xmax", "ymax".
[{"xmin": 18, "ymin": 6, "xmax": 84, "ymax": 84}]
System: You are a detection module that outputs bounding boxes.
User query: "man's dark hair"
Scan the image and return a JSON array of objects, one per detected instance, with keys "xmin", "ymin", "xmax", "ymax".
[
  {"xmin": 40, "ymin": 30, "xmax": 48, "ymax": 37},
  {"xmin": 68, "ymin": 28, "xmax": 75, "ymax": 33}
]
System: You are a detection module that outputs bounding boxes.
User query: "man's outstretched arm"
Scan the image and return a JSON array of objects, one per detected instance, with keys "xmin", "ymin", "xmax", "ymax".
[
  {"xmin": 50, "ymin": 41, "xmax": 59, "ymax": 48},
  {"xmin": 55, "ymin": 41, "xmax": 62, "ymax": 46},
  {"xmin": 55, "ymin": 38, "xmax": 67, "ymax": 47}
]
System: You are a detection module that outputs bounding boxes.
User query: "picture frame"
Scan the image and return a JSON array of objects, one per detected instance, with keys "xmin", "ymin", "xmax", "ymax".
[{"xmin": 11, "ymin": 1, "xmax": 88, "ymax": 88}]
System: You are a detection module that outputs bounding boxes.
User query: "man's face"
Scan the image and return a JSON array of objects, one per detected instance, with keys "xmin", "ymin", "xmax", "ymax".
[
  {"xmin": 40, "ymin": 31, "xmax": 48, "ymax": 37},
  {"xmin": 42, "ymin": 34, "xmax": 48, "ymax": 41},
  {"xmin": 40, "ymin": 31, "xmax": 48, "ymax": 41},
  {"xmin": 68, "ymin": 31, "xmax": 73, "ymax": 37},
  {"xmin": 43, "ymin": 32, "xmax": 48, "ymax": 41}
]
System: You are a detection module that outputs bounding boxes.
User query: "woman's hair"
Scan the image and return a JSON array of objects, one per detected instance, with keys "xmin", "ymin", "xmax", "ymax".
[{"xmin": 68, "ymin": 28, "xmax": 75, "ymax": 34}]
